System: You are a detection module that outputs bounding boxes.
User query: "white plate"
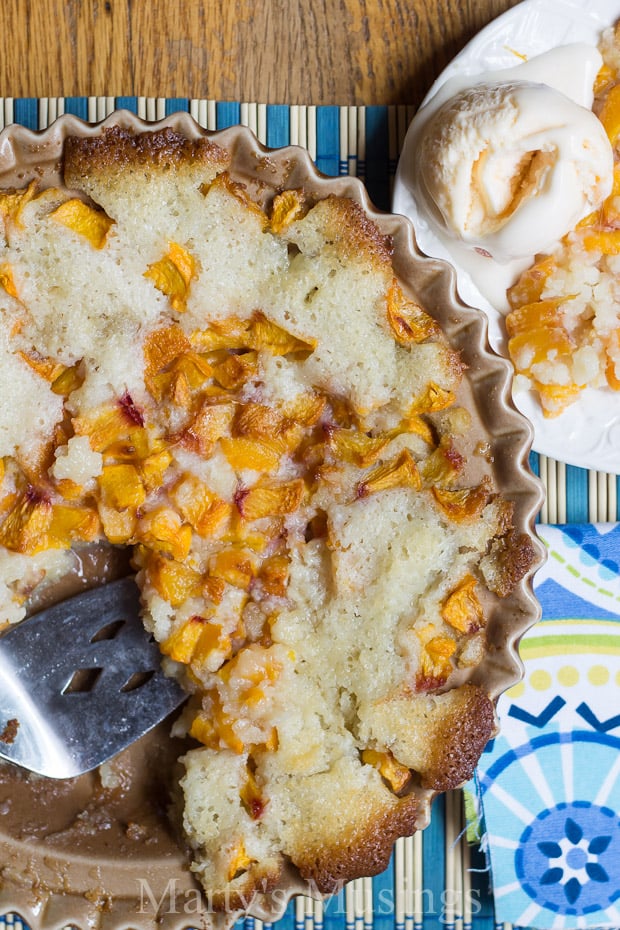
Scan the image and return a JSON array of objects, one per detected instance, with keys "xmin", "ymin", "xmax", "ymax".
[{"xmin": 393, "ymin": 0, "xmax": 620, "ymax": 473}]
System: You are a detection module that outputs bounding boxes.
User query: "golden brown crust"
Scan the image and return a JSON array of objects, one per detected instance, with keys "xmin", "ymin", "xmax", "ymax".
[
  {"xmin": 317, "ymin": 194, "xmax": 394, "ymax": 266},
  {"xmin": 63, "ymin": 125, "xmax": 230, "ymax": 182},
  {"xmin": 293, "ymin": 794, "xmax": 418, "ymax": 894},
  {"xmin": 420, "ymin": 684, "xmax": 495, "ymax": 791},
  {"xmin": 481, "ymin": 530, "xmax": 537, "ymax": 598}
]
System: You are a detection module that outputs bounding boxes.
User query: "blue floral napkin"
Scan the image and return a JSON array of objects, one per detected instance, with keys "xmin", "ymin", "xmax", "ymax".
[{"xmin": 472, "ymin": 523, "xmax": 620, "ymax": 928}]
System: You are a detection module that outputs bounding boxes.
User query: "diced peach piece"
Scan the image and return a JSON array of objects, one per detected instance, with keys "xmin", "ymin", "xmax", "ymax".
[
  {"xmin": 220, "ymin": 436, "xmax": 281, "ymax": 474},
  {"xmin": 192, "ymin": 622, "xmax": 232, "ymax": 667},
  {"xmin": 421, "ymin": 438, "xmax": 464, "ymax": 486},
  {"xmin": 209, "ymin": 547, "xmax": 257, "ymax": 590},
  {"xmin": 598, "ymin": 82, "xmax": 620, "ymax": 144},
  {"xmin": 191, "ymin": 317, "xmax": 253, "ymax": 352},
  {"xmin": 441, "ymin": 574, "xmax": 484, "ymax": 633},
  {"xmin": 235, "ymin": 479, "xmax": 304, "ymax": 521},
  {"xmin": 426, "ymin": 635, "xmax": 457, "ymax": 662},
  {"xmin": 163, "ymin": 616, "xmax": 232, "ymax": 673},
  {"xmin": 203, "ymin": 575, "xmax": 226, "ymax": 605},
  {"xmin": 17, "ymin": 350, "xmax": 65, "ymax": 383},
  {"xmin": 139, "ymin": 449, "xmax": 172, "ymax": 492},
  {"xmin": 409, "ymin": 382, "xmax": 455, "ymax": 414},
  {"xmin": 50, "ymin": 198, "xmax": 114, "ymax": 249},
  {"xmin": 212, "ymin": 351, "xmax": 258, "ymax": 390},
  {"xmin": 282, "ymin": 392, "xmax": 326, "ymax": 427},
  {"xmin": 190, "ymin": 689, "xmax": 245, "ymax": 753},
  {"xmin": 103, "ymin": 427, "xmax": 151, "ymax": 465},
  {"xmin": 146, "ymin": 371, "xmax": 172, "ymax": 404},
  {"xmin": 537, "ymin": 382, "xmax": 584, "ymax": 417},
  {"xmin": 137, "ymin": 507, "xmax": 192, "ymax": 560},
  {"xmin": 270, "ymin": 189, "xmax": 306, "ymax": 233},
  {"xmin": 416, "ymin": 625, "xmax": 457, "ymax": 689},
  {"xmin": 0, "ymin": 180, "xmax": 37, "ymax": 229},
  {"xmin": 169, "ymin": 473, "xmax": 231, "ymax": 537},
  {"xmin": 144, "ymin": 324, "xmax": 191, "ymax": 395},
  {"xmin": 233, "ymin": 402, "xmax": 289, "ymax": 439},
  {"xmin": 47, "ymin": 504, "xmax": 101, "ymax": 548},
  {"xmin": 581, "ymin": 228, "xmax": 620, "ymax": 254},
  {"xmin": 161, "ymin": 616, "xmax": 205, "ymax": 664},
  {"xmin": 142, "ymin": 551, "xmax": 202, "ymax": 607},
  {"xmin": 227, "ymin": 842, "xmax": 253, "ymax": 881},
  {"xmin": 170, "ymin": 370, "xmax": 193, "ymax": 408},
  {"xmin": 423, "ymin": 634, "xmax": 456, "ymax": 678},
  {"xmin": 74, "ymin": 405, "xmax": 141, "ymax": 454},
  {"xmin": 169, "ymin": 241, "xmax": 196, "ymax": 279},
  {"xmin": 51, "ymin": 363, "xmax": 84, "ymax": 397},
  {"xmin": 431, "ymin": 478, "xmax": 491, "ymax": 522},
  {"xmin": 193, "ymin": 311, "xmax": 316, "ymax": 359},
  {"xmin": 54, "ymin": 478, "xmax": 84, "ymax": 501},
  {"xmin": 386, "ymin": 278, "xmax": 439, "ymax": 345},
  {"xmin": 356, "ymin": 449, "xmax": 421, "ymax": 498},
  {"xmin": 221, "ymin": 512, "xmax": 272, "ymax": 552},
  {"xmin": 576, "ymin": 209, "xmax": 601, "ymax": 229},
  {"xmin": 594, "ymin": 62, "xmax": 615, "ymax": 95},
  {"xmin": 144, "ymin": 242, "xmax": 196, "ymax": 313},
  {"xmin": 327, "ymin": 427, "xmax": 394, "ymax": 468},
  {"xmin": 97, "ymin": 503, "xmax": 136, "ymax": 544},
  {"xmin": 0, "ymin": 262, "xmax": 18, "ymax": 298},
  {"xmin": 190, "ymin": 709, "xmax": 245, "ymax": 755},
  {"xmin": 259, "ymin": 553, "xmax": 290, "ymax": 597},
  {"xmin": 361, "ymin": 748, "xmax": 412, "ymax": 793},
  {"xmin": 188, "ymin": 712, "xmax": 218, "ymax": 748},
  {"xmin": 181, "ymin": 401, "xmax": 235, "ymax": 456},
  {"xmin": 98, "ymin": 463, "xmax": 146, "ymax": 510},
  {"xmin": 401, "ymin": 414, "xmax": 435, "ymax": 447},
  {"xmin": 250, "ymin": 311, "xmax": 316, "ymax": 356},
  {"xmin": 240, "ymin": 767, "xmax": 266, "ymax": 819},
  {"xmin": 169, "ymin": 351, "xmax": 213, "ymax": 394},
  {"xmin": 218, "ymin": 643, "xmax": 287, "ymax": 688},
  {"xmin": 0, "ymin": 488, "xmax": 53, "ymax": 554},
  {"xmin": 505, "ymin": 298, "xmax": 565, "ymax": 338},
  {"xmin": 508, "ymin": 325, "xmax": 574, "ymax": 369}
]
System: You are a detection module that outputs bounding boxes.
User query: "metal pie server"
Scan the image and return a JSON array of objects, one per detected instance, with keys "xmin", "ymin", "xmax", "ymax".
[{"xmin": 0, "ymin": 576, "xmax": 186, "ymax": 779}]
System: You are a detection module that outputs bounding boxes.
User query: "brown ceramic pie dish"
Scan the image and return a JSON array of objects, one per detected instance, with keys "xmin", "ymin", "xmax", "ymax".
[{"xmin": 0, "ymin": 111, "xmax": 545, "ymax": 930}]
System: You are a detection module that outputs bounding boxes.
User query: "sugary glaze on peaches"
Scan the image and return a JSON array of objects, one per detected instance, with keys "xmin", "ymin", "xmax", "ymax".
[{"xmin": 0, "ymin": 126, "xmax": 534, "ymax": 911}]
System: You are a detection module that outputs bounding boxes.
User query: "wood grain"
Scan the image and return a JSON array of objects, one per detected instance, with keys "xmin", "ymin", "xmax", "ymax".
[{"xmin": 0, "ymin": 0, "xmax": 522, "ymax": 106}]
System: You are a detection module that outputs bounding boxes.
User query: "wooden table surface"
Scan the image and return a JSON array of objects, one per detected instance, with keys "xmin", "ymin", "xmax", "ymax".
[{"xmin": 1, "ymin": 0, "xmax": 522, "ymax": 108}]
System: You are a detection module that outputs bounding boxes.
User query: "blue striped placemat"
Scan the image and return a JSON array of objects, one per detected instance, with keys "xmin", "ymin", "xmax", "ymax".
[{"xmin": 0, "ymin": 96, "xmax": 617, "ymax": 930}]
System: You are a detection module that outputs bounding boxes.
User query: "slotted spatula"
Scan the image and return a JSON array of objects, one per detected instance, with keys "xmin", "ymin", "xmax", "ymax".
[{"xmin": 0, "ymin": 577, "xmax": 186, "ymax": 779}]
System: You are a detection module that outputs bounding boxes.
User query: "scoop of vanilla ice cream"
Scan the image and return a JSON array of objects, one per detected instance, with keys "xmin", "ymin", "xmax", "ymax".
[{"xmin": 417, "ymin": 80, "xmax": 613, "ymax": 262}]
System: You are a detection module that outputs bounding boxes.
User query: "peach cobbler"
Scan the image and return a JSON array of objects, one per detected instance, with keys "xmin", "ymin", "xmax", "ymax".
[
  {"xmin": 0, "ymin": 126, "xmax": 534, "ymax": 910},
  {"xmin": 507, "ymin": 26, "xmax": 620, "ymax": 417}
]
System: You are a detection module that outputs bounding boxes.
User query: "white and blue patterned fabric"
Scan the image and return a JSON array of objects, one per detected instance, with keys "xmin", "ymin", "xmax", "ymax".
[{"xmin": 473, "ymin": 524, "xmax": 620, "ymax": 928}]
